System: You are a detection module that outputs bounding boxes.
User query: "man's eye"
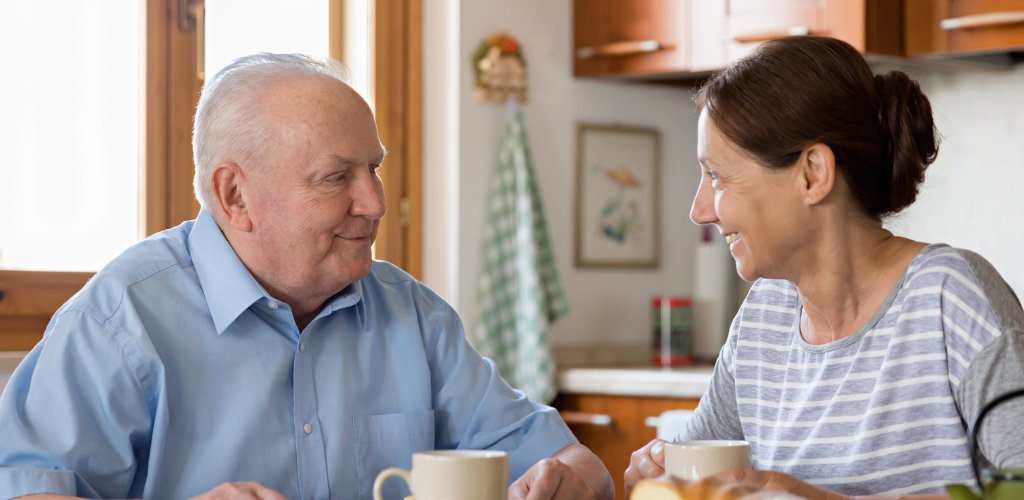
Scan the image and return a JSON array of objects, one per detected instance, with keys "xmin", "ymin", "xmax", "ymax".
[
  {"xmin": 369, "ymin": 164, "xmax": 381, "ymax": 174},
  {"xmin": 328, "ymin": 174, "xmax": 344, "ymax": 182}
]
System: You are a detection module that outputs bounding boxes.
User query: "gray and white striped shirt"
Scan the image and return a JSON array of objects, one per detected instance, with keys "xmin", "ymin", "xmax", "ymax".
[{"xmin": 681, "ymin": 244, "xmax": 1024, "ymax": 496}]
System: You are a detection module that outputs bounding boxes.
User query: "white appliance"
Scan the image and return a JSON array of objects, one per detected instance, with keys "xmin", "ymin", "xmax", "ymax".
[{"xmin": 645, "ymin": 409, "xmax": 696, "ymax": 441}]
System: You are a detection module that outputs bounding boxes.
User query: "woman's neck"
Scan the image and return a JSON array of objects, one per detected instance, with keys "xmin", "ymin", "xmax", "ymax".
[{"xmin": 787, "ymin": 219, "xmax": 926, "ymax": 345}]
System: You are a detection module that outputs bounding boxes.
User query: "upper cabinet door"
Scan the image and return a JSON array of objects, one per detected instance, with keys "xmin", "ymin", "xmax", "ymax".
[
  {"xmin": 573, "ymin": 0, "xmax": 690, "ymax": 77},
  {"xmin": 722, "ymin": 0, "xmax": 823, "ymax": 61},
  {"xmin": 906, "ymin": 0, "xmax": 1024, "ymax": 56},
  {"xmin": 572, "ymin": 0, "xmax": 903, "ymax": 79}
]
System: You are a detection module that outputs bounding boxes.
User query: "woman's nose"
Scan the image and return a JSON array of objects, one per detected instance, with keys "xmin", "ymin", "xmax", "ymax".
[{"xmin": 690, "ymin": 182, "xmax": 718, "ymax": 225}]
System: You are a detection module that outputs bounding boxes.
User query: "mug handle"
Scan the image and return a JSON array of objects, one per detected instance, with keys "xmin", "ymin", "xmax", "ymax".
[{"xmin": 373, "ymin": 467, "xmax": 412, "ymax": 500}]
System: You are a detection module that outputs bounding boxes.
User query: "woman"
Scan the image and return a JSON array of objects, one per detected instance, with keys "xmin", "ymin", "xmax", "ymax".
[{"xmin": 625, "ymin": 36, "xmax": 1024, "ymax": 499}]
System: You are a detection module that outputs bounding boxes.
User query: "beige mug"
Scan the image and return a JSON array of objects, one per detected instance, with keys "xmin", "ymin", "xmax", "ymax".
[
  {"xmin": 373, "ymin": 450, "xmax": 509, "ymax": 500},
  {"xmin": 664, "ymin": 440, "xmax": 752, "ymax": 480}
]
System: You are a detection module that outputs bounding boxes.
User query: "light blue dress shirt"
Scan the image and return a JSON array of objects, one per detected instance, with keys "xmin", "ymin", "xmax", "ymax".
[{"xmin": 0, "ymin": 209, "xmax": 577, "ymax": 500}]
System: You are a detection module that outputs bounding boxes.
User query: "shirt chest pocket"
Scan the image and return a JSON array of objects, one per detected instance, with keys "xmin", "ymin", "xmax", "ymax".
[{"xmin": 353, "ymin": 409, "xmax": 435, "ymax": 500}]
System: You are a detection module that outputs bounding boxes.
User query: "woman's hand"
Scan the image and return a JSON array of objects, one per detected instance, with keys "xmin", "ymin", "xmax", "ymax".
[
  {"xmin": 624, "ymin": 439, "xmax": 667, "ymax": 499},
  {"xmin": 712, "ymin": 470, "xmax": 849, "ymax": 500}
]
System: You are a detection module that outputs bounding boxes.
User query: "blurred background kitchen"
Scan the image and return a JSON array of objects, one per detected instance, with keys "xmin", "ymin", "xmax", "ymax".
[{"xmin": 2, "ymin": 1, "xmax": 1023, "ymax": 498}]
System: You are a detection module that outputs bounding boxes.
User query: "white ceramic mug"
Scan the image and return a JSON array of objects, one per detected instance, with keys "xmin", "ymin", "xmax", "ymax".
[
  {"xmin": 664, "ymin": 440, "xmax": 752, "ymax": 480},
  {"xmin": 373, "ymin": 450, "xmax": 509, "ymax": 500}
]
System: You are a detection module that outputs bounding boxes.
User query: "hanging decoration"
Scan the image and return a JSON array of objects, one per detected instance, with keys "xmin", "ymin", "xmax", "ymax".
[{"xmin": 472, "ymin": 33, "xmax": 528, "ymax": 104}]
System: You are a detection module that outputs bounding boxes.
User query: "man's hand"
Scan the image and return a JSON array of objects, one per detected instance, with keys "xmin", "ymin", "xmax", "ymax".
[
  {"xmin": 509, "ymin": 458, "xmax": 595, "ymax": 500},
  {"xmin": 624, "ymin": 438, "xmax": 667, "ymax": 499},
  {"xmin": 187, "ymin": 482, "xmax": 289, "ymax": 500},
  {"xmin": 508, "ymin": 444, "xmax": 614, "ymax": 500}
]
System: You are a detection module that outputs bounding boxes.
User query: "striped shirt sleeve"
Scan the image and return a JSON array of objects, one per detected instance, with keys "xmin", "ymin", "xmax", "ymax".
[{"xmin": 676, "ymin": 305, "xmax": 745, "ymax": 442}]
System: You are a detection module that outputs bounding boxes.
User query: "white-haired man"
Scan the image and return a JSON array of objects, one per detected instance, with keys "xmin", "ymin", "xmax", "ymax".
[{"xmin": 0, "ymin": 54, "xmax": 613, "ymax": 500}]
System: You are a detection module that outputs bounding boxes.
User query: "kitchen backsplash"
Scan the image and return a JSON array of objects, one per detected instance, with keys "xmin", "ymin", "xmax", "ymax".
[{"xmin": 880, "ymin": 61, "xmax": 1024, "ymax": 298}]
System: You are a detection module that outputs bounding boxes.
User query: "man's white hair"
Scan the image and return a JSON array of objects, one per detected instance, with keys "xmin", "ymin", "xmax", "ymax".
[{"xmin": 192, "ymin": 53, "xmax": 352, "ymax": 209}]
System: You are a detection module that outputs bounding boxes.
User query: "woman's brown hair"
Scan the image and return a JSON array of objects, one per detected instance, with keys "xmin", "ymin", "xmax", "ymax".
[{"xmin": 696, "ymin": 36, "xmax": 938, "ymax": 218}]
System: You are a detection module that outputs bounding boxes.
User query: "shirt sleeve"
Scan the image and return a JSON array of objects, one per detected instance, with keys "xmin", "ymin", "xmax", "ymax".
[
  {"xmin": 427, "ymin": 304, "xmax": 578, "ymax": 482},
  {"xmin": 956, "ymin": 329, "xmax": 1024, "ymax": 469},
  {"xmin": 677, "ymin": 313, "xmax": 744, "ymax": 442},
  {"xmin": 946, "ymin": 250, "xmax": 1024, "ymax": 468},
  {"xmin": 0, "ymin": 309, "xmax": 153, "ymax": 500}
]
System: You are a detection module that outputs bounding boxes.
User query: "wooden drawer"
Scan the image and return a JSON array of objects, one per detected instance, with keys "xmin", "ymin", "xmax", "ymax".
[
  {"xmin": 907, "ymin": 0, "xmax": 1024, "ymax": 56},
  {"xmin": 554, "ymin": 393, "xmax": 700, "ymax": 500}
]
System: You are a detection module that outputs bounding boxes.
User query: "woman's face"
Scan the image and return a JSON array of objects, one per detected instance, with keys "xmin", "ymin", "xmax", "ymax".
[{"xmin": 690, "ymin": 109, "xmax": 809, "ymax": 281}]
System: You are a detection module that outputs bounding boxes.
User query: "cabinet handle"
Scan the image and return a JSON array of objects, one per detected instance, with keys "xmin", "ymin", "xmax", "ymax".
[
  {"xmin": 720, "ymin": 25, "xmax": 811, "ymax": 44},
  {"xmin": 941, "ymin": 11, "xmax": 1024, "ymax": 30},
  {"xmin": 560, "ymin": 411, "xmax": 614, "ymax": 426},
  {"xmin": 576, "ymin": 40, "xmax": 671, "ymax": 59}
]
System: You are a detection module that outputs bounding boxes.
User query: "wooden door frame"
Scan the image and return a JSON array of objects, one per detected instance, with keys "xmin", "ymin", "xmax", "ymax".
[{"xmin": 371, "ymin": 0, "xmax": 423, "ymax": 280}]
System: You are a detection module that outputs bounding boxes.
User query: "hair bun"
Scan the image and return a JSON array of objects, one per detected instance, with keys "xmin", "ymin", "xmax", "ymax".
[{"xmin": 874, "ymin": 71, "xmax": 939, "ymax": 214}]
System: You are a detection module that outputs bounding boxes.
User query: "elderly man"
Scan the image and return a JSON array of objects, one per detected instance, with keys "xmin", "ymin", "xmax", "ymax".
[{"xmin": 0, "ymin": 54, "xmax": 612, "ymax": 500}]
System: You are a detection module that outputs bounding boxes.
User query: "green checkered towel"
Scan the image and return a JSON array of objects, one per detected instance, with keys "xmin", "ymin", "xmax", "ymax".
[{"xmin": 473, "ymin": 105, "xmax": 570, "ymax": 404}]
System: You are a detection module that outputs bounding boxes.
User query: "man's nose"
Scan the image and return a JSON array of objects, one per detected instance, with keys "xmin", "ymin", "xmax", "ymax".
[
  {"xmin": 689, "ymin": 182, "xmax": 718, "ymax": 226},
  {"xmin": 350, "ymin": 173, "xmax": 386, "ymax": 219}
]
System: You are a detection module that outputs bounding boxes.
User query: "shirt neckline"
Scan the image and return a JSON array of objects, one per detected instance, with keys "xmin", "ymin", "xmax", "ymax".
[
  {"xmin": 792, "ymin": 243, "xmax": 948, "ymax": 353},
  {"xmin": 187, "ymin": 209, "xmax": 364, "ymax": 334}
]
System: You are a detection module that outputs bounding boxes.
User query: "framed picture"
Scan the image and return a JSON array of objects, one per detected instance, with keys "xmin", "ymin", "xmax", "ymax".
[{"xmin": 574, "ymin": 123, "xmax": 660, "ymax": 268}]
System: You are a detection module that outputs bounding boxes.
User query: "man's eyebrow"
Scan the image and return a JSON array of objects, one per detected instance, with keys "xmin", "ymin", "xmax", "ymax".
[{"xmin": 327, "ymin": 154, "xmax": 358, "ymax": 168}]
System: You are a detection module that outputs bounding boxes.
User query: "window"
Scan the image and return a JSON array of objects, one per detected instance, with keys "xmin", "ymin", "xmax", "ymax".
[
  {"xmin": 0, "ymin": 0, "xmax": 420, "ymax": 350},
  {"xmin": 0, "ymin": 0, "xmax": 141, "ymax": 272}
]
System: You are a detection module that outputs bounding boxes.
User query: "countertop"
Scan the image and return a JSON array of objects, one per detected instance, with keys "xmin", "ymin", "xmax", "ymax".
[{"xmin": 557, "ymin": 366, "xmax": 714, "ymax": 398}]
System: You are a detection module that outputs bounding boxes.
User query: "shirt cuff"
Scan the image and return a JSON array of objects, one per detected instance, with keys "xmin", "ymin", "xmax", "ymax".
[
  {"xmin": 506, "ymin": 414, "xmax": 581, "ymax": 481},
  {"xmin": 0, "ymin": 467, "xmax": 78, "ymax": 500}
]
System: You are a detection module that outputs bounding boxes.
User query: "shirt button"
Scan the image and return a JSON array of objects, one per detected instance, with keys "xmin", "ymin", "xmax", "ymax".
[
  {"xmin": 268, "ymin": 302, "xmax": 279, "ymax": 309},
  {"xmin": 299, "ymin": 342, "xmax": 306, "ymax": 352},
  {"xmin": 303, "ymin": 423, "xmax": 312, "ymax": 434}
]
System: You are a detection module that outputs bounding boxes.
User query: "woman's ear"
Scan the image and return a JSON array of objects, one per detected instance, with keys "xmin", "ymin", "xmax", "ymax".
[
  {"xmin": 210, "ymin": 162, "xmax": 253, "ymax": 232},
  {"xmin": 799, "ymin": 143, "xmax": 837, "ymax": 206}
]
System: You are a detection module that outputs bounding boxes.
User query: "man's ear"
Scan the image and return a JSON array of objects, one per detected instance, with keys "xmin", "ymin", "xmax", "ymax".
[
  {"xmin": 798, "ymin": 143, "xmax": 837, "ymax": 206},
  {"xmin": 210, "ymin": 162, "xmax": 253, "ymax": 232}
]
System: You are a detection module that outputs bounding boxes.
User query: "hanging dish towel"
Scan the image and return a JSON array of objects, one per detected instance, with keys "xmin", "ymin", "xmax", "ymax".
[{"xmin": 474, "ymin": 101, "xmax": 570, "ymax": 404}]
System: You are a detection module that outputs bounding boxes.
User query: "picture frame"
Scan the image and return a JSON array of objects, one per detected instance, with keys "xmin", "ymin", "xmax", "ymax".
[{"xmin": 574, "ymin": 123, "xmax": 660, "ymax": 268}]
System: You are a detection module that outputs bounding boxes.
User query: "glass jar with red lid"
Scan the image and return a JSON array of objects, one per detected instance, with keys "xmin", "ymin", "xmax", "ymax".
[{"xmin": 651, "ymin": 297, "xmax": 695, "ymax": 367}]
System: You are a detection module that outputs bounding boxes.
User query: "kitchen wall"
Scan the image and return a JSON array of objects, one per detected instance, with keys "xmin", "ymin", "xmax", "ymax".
[
  {"xmin": 885, "ymin": 63, "xmax": 1024, "ymax": 298},
  {"xmin": 423, "ymin": 0, "xmax": 705, "ymax": 349},
  {"xmin": 422, "ymin": 1, "xmax": 1024, "ymax": 353}
]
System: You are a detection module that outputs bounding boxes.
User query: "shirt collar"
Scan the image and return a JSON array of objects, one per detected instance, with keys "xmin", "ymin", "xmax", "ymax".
[
  {"xmin": 187, "ymin": 209, "xmax": 367, "ymax": 334},
  {"xmin": 187, "ymin": 209, "xmax": 268, "ymax": 334}
]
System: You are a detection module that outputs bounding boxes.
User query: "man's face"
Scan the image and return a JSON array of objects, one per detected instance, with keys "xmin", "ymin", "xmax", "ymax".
[{"xmin": 242, "ymin": 75, "xmax": 386, "ymax": 303}]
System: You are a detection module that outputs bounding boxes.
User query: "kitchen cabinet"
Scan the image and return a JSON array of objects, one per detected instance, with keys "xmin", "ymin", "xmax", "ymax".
[
  {"xmin": 573, "ymin": 0, "xmax": 905, "ymax": 79},
  {"xmin": 906, "ymin": 0, "xmax": 1024, "ymax": 64},
  {"xmin": 554, "ymin": 393, "xmax": 700, "ymax": 500},
  {"xmin": 573, "ymin": 0, "xmax": 691, "ymax": 77}
]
